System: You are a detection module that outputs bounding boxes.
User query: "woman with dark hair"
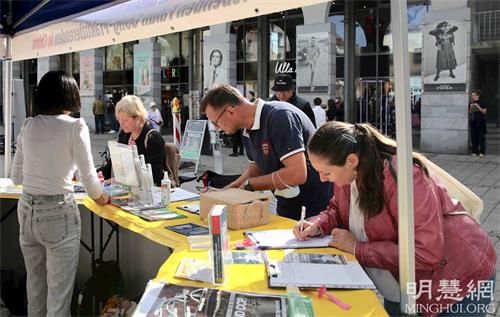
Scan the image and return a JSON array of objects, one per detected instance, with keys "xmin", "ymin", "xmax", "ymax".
[
  {"xmin": 469, "ymin": 89, "xmax": 487, "ymax": 157},
  {"xmin": 325, "ymin": 98, "xmax": 338, "ymax": 121},
  {"xmin": 205, "ymin": 49, "xmax": 225, "ymax": 88},
  {"xmin": 294, "ymin": 121, "xmax": 496, "ymax": 316},
  {"xmin": 11, "ymin": 71, "xmax": 109, "ymax": 316}
]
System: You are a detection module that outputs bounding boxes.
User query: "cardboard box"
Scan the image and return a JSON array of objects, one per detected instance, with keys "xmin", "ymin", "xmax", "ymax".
[{"xmin": 200, "ymin": 189, "xmax": 271, "ymax": 230}]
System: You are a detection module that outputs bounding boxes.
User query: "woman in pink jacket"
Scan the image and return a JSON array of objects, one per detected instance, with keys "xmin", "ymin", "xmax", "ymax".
[{"xmin": 294, "ymin": 122, "xmax": 496, "ymax": 317}]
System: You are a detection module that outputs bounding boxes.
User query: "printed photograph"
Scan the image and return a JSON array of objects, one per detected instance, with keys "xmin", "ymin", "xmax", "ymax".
[
  {"xmin": 296, "ymin": 32, "xmax": 329, "ymax": 93},
  {"xmin": 423, "ymin": 19, "xmax": 467, "ymax": 92}
]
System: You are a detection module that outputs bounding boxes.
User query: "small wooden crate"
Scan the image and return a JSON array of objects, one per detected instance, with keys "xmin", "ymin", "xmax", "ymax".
[{"xmin": 200, "ymin": 188, "xmax": 271, "ymax": 230}]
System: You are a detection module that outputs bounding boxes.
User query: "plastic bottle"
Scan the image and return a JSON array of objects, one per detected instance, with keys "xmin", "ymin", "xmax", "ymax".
[{"xmin": 161, "ymin": 172, "xmax": 171, "ymax": 207}]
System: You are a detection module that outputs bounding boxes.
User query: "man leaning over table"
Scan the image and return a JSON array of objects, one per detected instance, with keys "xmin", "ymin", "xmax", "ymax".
[{"xmin": 200, "ymin": 84, "xmax": 331, "ymax": 220}]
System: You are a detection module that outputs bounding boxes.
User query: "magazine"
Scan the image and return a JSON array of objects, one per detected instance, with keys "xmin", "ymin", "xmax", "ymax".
[{"xmin": 135, "ymin": 282, "xmax": 288, "ymax": 317}]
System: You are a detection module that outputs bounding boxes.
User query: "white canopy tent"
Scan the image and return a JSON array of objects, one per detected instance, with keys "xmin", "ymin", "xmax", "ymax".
[{"xmin": 2, "ymin": 0, "xmax": 416, "ymax": 313}]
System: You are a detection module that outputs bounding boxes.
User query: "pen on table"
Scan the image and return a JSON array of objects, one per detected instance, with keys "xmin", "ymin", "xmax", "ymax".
[{"xmin": 299, "ymin": 206, "xmax": 306, "ymax": 233}]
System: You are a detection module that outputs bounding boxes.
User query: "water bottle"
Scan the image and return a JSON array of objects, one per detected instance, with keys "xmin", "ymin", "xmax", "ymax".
[{"xmin": 161, "ymin": 172, "xmax": 171, "ymax": 207}]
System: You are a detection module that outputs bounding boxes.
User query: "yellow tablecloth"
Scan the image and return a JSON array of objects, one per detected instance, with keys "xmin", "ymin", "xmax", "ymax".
[
  {"xmin": 2, "ymin": 189, "xmax": 388, "ymax": 316},
  {"xmin": 154, "ymin": 248, "xmax": 388, "ymax": 317}
]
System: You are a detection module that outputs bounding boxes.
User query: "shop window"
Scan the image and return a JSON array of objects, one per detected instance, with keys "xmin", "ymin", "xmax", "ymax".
[
  {"xmin": 181, "ymin": 32, "xmax": 190, "ymax": 65},
  {"xmin": 72, "ymin": 52, "xmax": 80, "ymax": 74},
  {"xmin": 106, "ymin": 44, "xmax": 124, "ymax": 71}
]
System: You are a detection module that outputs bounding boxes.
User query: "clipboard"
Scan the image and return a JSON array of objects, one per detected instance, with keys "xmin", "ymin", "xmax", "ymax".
[
  {"xmin": 244, "ymin": 229, "xmax": 331, "ymax": 249},
  {"xmin": 264, "ymin": 253, "xmax": 376, "ymax": 290}
]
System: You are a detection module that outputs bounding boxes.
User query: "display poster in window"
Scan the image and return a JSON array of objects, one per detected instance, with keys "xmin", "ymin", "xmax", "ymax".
[
  {"xmin": 423, "ymin": 18, "xmax": 467, "ymax": 92},
  {"xmin": 296, "ymin": 32, "xmax": 329, "ymax": 94},
  {"xmin": 134, "ymin": 49, "xmax": 152, "ymax": 96},
  {"xmin": 204, "ymin": 44, "xmax": 229, "ymax": 89},
  {"xmin": 80, "ymin": 55, "xmax": 95, "ymax": 96}
]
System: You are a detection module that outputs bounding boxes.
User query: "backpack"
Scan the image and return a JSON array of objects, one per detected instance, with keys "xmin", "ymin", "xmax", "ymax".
[{"xmin": 76, "ymin": 260, "xmax": 124, "ymax": 317}]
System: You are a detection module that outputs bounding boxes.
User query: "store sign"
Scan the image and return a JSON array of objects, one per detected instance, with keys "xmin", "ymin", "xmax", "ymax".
[
  {"xmin": 163, "ymin": 67, "xmax": 180, "ymax": 79},
  {"xmin": 275, "ymin": 61, "xmax": 295, "ymax": 74}
]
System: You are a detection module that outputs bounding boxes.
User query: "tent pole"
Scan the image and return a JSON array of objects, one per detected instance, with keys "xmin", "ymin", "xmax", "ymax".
[
  {"xmin": 3, "ymin": 36, "xmax": 12, "ymax": 177},
  {"xmin": 390, "ymin": 0, "xmax": 416, "ymax": 314}
]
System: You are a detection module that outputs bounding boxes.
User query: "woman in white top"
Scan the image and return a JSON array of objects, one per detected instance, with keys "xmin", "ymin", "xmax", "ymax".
[{"xmin": 11, "ymin": 71, "xmax": 109, "ymax": 316}]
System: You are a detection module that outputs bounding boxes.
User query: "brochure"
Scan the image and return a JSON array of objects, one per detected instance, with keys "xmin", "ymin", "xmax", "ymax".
[
  {"xmin": 166, "ymin": 223, "xmax": 210, "ymax": 236},
  {"xmin": 134, "ymin": 282, "xmax": 288, "ymax": 317}
]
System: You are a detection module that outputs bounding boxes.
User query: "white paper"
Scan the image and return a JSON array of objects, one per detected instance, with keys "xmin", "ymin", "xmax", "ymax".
[
  {"xmin": 133, "ymin": 281, "xmax": 167, "ymax": 317},
  {"xmin": 268, "ymin": 260, "xmax": 376, "ymax": 289},
  {"xmin": 245, "ymin": 229, "xmax": 332, "ymax": 249},
  {"xmin": 170, "ymin": 188, "xmax": 200, "ymax": 202}
]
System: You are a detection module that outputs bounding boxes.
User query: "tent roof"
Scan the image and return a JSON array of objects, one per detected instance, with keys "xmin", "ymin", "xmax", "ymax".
[{"xmin": 0, "ymin": 0, "xmax": 118, "ymax": 36}]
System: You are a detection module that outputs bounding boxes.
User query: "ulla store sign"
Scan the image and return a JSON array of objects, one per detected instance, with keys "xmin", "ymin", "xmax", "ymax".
[{"xmin": 275, "ymin": 61, "xmax": 295, "ymax": 75}]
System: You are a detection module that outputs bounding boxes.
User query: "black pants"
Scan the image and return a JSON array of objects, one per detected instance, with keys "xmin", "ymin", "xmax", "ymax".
[
  {"xmin": 231, "ymin": 129, "xmax": 244, "ymax": 154},
  {"xmin": 94, "ymin": 114, "xmax": 105, "ymax": 133},
  {"xmin": 470, "ymin": 121, "xmax": 486, "ymax": 155}
]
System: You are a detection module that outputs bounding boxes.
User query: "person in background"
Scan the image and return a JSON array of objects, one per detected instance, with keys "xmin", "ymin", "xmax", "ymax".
[
  {"xmin": 11, "ymin": 71, "xmax": 109, "ymax": 316},
  {"xmin": 92, "ymin": 95, "xmax": 106, "ymax": 134},
  {"xmin": 312, "ymin": 97, "xmax": 327, "ymax": 127},
  {"xmin": 229, "ymin": 128, "xmax": 245, "ymax": 157},
  {"xmin": 469, "ymin": 89, "xmax": 487, "ymax": 157},
  {"xmin": 100, "ymin": 95, "xmax": 166, "ymax": 186},
  {"xmin": 294, "ymin": 121, "xmax": 496, "ymax": 317},
  {"xmin": 248, "ymin": 91, "xmax": 256, "ymax": 102},
  {"xmin": 201, "ymin": 84, "xmax": 331, "ymax": 220},
  {"xmin": 325, "ymin": 98, "xmax": 338, "ymax": 122},
  {"xmin": 148, "ymin": 101, "xmax": 163, "ymax": 132},
  {"xmin": 269, "ymin": 74, "xmax": 316, "ymax": 127},
  {"xmin": 107, "ymin": 97, "xmax": 119, "ymax": 134}
]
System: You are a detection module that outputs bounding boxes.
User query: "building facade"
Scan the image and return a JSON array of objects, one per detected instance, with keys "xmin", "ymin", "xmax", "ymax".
[{"xmin": 2, "ymin": 0, "xmax": 499, "ymax": 154}]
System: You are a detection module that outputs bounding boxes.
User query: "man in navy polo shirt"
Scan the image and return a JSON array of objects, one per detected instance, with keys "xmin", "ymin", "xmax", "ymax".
[{"xmin": 200, "ymin": 84, "xmax": 331, "ymax": 220}]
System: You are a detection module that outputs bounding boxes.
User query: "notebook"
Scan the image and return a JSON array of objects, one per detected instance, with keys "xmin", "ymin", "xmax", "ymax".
[
  {"xmin": 244, "ymin": 229, "xmax": 332, "ymax": 249},
  {"xmin": 265, "ymin": 253, "xmax": 376, "ymax": 289}
]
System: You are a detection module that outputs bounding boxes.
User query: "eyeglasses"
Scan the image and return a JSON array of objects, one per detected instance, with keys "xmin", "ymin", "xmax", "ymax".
[{"xmin": 213, "ymin": 106, "xmax": 232, "ymax": 128}]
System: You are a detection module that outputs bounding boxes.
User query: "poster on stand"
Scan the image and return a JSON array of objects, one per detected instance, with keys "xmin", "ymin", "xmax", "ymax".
[
  {"xmin": 134, "ymin": 50, "xmax": 152, "ymax": 96},
  {"xmin": 423, "ymin": 19, "xmax": 467, "ymax": 92},
  {"xmin": 80, "ymin": 55, "xmax": 94, "ymax": 95},
  {"xmin": 296, "ymin": 32, "xmax": 329, "ymax": 94}
]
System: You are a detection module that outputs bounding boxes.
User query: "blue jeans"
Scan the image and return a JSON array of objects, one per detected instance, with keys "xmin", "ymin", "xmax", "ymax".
[
  {"xmin": 18, "ymin": 192, "xmax": 81, "ymax": 317},
  {"xmin": 384, "ymin": 274, "xmax": 496, "ymax": 317}
]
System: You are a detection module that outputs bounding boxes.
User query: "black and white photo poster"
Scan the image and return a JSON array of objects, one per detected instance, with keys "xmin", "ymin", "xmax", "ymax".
[
  {"xmin": 296, "ymin": 32, "xmax": 329, "ymax": 94},
  {"xmin": 204, "ymin": 45, "xmax": 229, "ymax": 89},
  {"xmin": 423, "ymin": 19, "xmax": 467, "ymax": 92}
]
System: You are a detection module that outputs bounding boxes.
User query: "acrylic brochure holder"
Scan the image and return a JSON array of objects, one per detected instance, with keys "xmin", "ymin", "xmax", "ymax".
[{"xmin": 108, "ymin": 140, "xmax": 159, "ymax": 207}]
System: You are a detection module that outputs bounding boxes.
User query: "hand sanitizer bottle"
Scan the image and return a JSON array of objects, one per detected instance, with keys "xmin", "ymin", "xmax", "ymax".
[{"xmin": 161, "ymin": 172, "xmax": 171, "ymax": 207}]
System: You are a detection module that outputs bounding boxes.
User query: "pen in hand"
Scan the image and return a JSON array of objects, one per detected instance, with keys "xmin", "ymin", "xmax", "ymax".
[{"xmin": 299, "ymin": 206, "xmax": 306, "ymax": 234}]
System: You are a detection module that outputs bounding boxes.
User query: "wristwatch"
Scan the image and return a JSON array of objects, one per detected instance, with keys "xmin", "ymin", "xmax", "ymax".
[{"xmin": 243, "ymin": 178, "xmax": 254, "ymax": 192}]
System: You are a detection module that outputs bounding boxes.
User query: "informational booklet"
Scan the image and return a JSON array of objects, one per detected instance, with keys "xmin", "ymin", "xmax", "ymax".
[
  {"xmin": 125, "ymin": 208, "xmax": 187, "ymax": 222},
  {"xmin": 175, "ymin": 258, "xmax": 213, "ymax": 283},
  {"xmin": 244, "ymin": 229, "xmax": 332, "ymax": 249},
  {"xmin": 134, "ymin": 281, "xmax": 288, "ymax": 317},
  {"xmin": 208, "ymin": 205, "xmax": 230, "ymax": 284},
  {"xmin": 266, "ymin": 253, "xmax": 375, "ymax": 289},
  {"xmin": 177, "ymin": 203, "xmax": 201, "ymax": 215},
  {"xmin": 166, "ymin": 223, "xmax": 210, "ymax": 236},
  {"xmin": 231, "ymin": 251, "xmax": 264, "ymax": 264}
]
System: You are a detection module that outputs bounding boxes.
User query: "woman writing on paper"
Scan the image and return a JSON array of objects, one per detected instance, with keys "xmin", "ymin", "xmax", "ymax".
[
  {"xmin": 11, "ymin": 71, "xmax": 109, "ymax": 316},
  {"xmin": 293, "ymin": 122, "xmax": 496, "ymax": 317},
  {"xmin": 99, "ymin": 95, "xmax": 166, "ymax": 186}
]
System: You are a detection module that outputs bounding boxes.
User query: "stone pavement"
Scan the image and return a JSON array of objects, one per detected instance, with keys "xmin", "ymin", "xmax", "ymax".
[{"xmin": 1, "ymin": 127, "xmax": 499, "ymax": 315}]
